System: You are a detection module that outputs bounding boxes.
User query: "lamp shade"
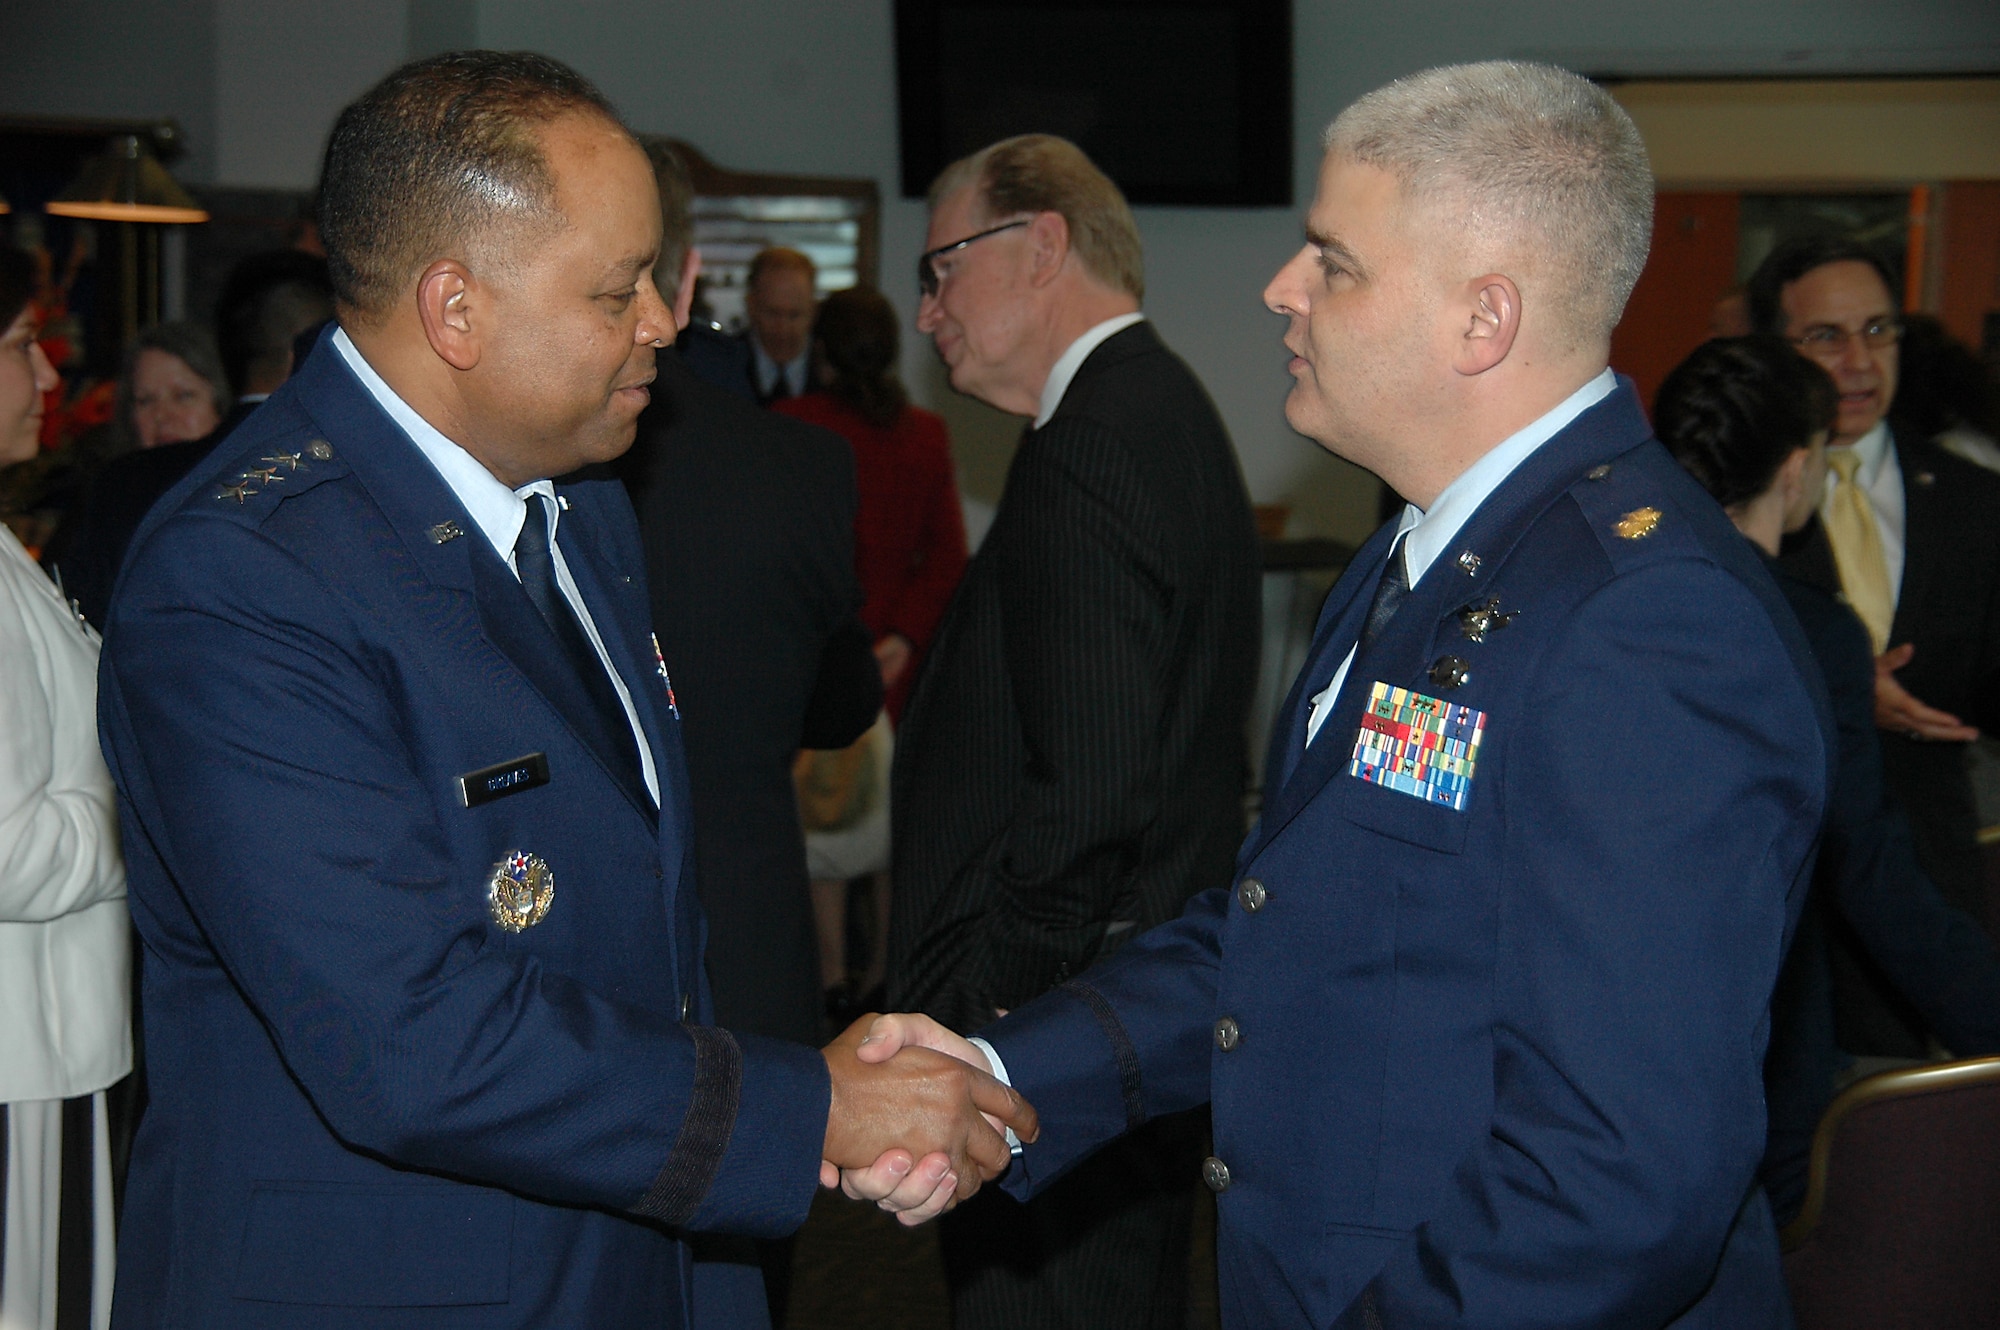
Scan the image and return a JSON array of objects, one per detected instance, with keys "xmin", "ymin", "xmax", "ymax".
[{"xmin": 46, "ymin": 135, "xmax": 207, "ymax": 224}]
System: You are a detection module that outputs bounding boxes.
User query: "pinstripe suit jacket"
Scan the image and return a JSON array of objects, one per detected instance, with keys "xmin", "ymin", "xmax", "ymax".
[{"xmin": 888, "ymin": 321, "xmax": 1261, "ymax": 1034}]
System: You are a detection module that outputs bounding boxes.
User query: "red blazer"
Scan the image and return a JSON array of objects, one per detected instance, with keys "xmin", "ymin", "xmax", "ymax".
[{"xmin": 774, "ymin": 391, "xmax": 967, "ymax": 720}]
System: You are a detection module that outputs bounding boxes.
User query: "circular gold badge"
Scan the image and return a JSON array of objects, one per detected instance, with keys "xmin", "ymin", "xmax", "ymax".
[{"xmin": 488, "ymin": 850, "xmax": 555, "ymax": 932}]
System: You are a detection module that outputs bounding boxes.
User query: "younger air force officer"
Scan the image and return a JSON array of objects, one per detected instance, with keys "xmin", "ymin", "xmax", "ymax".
[
  {"xmin": 844, "ymin": 62, "xmax": 1833, "ymax": 1329},
  {"xmin": 99, "ymin": 52, "xmax": 1031, "ymax": 1330}
]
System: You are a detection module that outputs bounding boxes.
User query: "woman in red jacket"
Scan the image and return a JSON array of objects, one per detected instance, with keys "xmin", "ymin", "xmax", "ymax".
[{"xmin": 777, "ymin": 287, "xmax": 967, "ymax": 1013}]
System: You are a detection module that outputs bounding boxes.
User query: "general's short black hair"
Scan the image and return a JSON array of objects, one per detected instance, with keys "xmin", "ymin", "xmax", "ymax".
[
  {"xmin": 1655, "ymin": 335, "xmax": 1839, "ymax": 510},
  {"xmin": 1745, "ymin": 235, "xmax": 1900, "ymax": 337},
  {"xmin": 317, "ymin": 50, "xmax": 622, "ymax": 319}
]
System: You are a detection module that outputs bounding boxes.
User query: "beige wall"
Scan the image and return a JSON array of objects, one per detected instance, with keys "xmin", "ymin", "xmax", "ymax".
[{"xmin": 1614, "ymin": 78, "xmax": 2000, "ymax": 186}]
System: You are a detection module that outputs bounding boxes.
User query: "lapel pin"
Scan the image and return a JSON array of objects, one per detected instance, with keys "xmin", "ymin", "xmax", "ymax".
[
  {"xmin": 1456, "ymin": 597, "xmax": 1517, "ymax": 642},
  {"xmin": 1428, "ymin": 655, "xmax": 1472, "ymax": 689},
  {"xmin": 1587, "ymin": 464, "xmax": 1612, "ymax": 481},
  {"xmin": 307, "ymin": 439, "xmax": 334, "ymax": 461},
  {"xmin": 1457, "ymin": 550, "xmax": 1481, "ymax": 575},
  {"xmin": 427, "ymin": 520, "xmax": 465, "ymax": 545},
  {"xmin": 488, "ymin": 850, "xmax": 555, "ymax": 932},
  {"xmin": 262, "ymin": 451, "xmax": 303, "ymax": 472},
  {"xmin": 1615, "ymin": 507, "xmax": 1661, "ymax": 540},
  {"xmin": 216, "ymin": 478, "xmax": 256, "ymax": 504},
  {"xmin": 246, "ymin": 466, "xmax": 281, "ymax": 485},
  {"xmin": 1913, "ymin": 471, "xmax": 1935, "ymax": 487}
]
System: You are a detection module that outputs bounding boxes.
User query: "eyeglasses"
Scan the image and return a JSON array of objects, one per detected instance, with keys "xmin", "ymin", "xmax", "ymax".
[
  {"xmin": 1791, "ymin": 319, "xmax": 1903, "ymax": 358},
  {"xmin": 917, "ymin": 220, "xmax": 1029, "ymax": 297}
]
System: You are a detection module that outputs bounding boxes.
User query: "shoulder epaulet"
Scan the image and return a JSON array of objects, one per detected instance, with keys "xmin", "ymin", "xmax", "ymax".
[
  {"xmin": 205, "ymin": 431, "xmax": 348, "ymax": 521},
  {"xmin": 1564, "ymin": 455, "xmax": 1700, "ymax": 568}
]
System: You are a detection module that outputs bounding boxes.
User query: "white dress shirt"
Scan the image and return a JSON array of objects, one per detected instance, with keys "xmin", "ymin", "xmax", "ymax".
[
  {"xmin": 1303, "ymin": 369, "xmax": 1617, "ymax": 747},
  {"xmin": 333, "ymin": 329, "xmax": 660, "ymax": 805},
  {"xmin": 751, "ymin": 339, "xmax": 809, "ymax": 400},
  {"xmin": 1819, "ymin": 421, "xmax": 1906, "ymax": 608},
  {"xmin": 1033, "ymin": 313, "xmax": 1147, "ymax": 428}
]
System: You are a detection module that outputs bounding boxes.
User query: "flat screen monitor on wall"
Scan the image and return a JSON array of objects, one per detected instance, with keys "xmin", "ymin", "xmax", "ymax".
[{"xmin": 894, "ymin": 0, "xmax": 1292, "ymax": 207}]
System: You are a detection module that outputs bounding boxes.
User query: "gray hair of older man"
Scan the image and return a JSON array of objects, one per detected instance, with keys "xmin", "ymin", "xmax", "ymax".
[
  {"xmin": 116, "ymin": 321, "xmax": 232, "ymax": 444},
  {"xmin": 928, "ymin": 134, "xmax": 1145, "ymax": 303},
  {"xmin": 1324, "ymin": 61, "xmax": 1654, "ymax": 353}
]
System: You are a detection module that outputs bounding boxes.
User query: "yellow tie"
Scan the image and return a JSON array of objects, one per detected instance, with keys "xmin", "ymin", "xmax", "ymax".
[{"xmin": 1822, "ymin": 449, "xmax": 1895, "ymax": 654}]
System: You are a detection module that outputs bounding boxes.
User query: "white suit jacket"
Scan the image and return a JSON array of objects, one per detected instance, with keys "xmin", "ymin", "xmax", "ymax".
[{"xmin": 0, "ymin": 527, "xmax": 129, "ymax": 1103}]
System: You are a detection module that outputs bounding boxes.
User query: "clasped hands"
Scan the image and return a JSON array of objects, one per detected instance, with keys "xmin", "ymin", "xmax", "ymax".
[{"xmin": 819, "ymin": 1013, "xmax": 1035, "ymax": 1225}]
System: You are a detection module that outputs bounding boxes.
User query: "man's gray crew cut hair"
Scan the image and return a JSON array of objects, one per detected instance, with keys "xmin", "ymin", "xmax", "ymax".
[{"xmin": 1325, "ymin": 61, "xmax": 1654, "ymax": 349}]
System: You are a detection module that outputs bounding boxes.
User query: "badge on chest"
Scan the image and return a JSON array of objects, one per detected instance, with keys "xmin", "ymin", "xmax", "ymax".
[{"xmin": 1349, "ymin": 682, "xmax": 1488, "ymax": 811}]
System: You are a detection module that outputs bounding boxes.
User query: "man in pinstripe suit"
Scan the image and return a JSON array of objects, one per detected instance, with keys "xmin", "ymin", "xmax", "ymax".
[{"xmin": 888, "ymin": 133, "xmax": 1262, "ymax": 1328}]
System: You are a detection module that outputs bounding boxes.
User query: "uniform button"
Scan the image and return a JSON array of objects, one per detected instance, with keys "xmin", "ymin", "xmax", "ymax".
[
  {"xmin": 678, "ymin": 994, "xmax": 691, "ymax": 1021},
  {"xmin": 1237, "ymin": 878, "xmax": 1267, "ymax": 913},
  {"xmin": 1202, "ymin": 1156, "xmax": 1231, "ymax": 1192},
  {"xmin": 1213, "ymin": 1017, "xmax": 1240, "ymax": 1051}
]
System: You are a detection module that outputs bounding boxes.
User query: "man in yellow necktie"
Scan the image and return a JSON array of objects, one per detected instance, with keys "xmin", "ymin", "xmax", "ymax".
[{"xmin": 1752, "ymin": 234, "xmax": 2000, "ymax": 1051}]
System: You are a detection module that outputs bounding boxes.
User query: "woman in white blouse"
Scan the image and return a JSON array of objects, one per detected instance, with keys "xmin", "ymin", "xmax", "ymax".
[{"xmin": 0, "ymin": 246, "xmax": 129, "ymax": 1327}]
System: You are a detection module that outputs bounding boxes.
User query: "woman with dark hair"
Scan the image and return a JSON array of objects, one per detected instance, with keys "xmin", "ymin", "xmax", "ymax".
[
  {"xmin": 0, "ymin": 247, "xmax": 130, "ymax": 1326},
  {"xmin": 1657, "ymin": 335, "xmax": 2000, "ymax": 1225},
  {"xmin": 776, "ymin": 287, "xmax": 968, "ymax": 1012}
]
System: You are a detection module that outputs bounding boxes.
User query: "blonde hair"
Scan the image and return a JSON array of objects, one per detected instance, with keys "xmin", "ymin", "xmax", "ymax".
[
  {"xmin": 1324, "ymin": 61, "xmax": 1653, "ymax": 348},
  {"xmin": 929, "ymin": 134, "xmax": 1144, "ymax": 301}
]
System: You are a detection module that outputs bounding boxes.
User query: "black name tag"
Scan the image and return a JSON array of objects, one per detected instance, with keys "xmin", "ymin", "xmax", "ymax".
[{"xmin": 458, "ymin": 752, "xmax": 550, "ymax": 808}]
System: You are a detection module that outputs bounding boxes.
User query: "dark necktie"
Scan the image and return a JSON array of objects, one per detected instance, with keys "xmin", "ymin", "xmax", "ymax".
[
  {"xmin": 514, "ymin": 493, "xmax": 648, "ymax": 799},
  {"xmin": 766, "ymin": 365, "xmax": 791, "ymax": 401},
  {"xmin": 1356, "ymin": 536, "xmax": 1411, "ymax": 658}
]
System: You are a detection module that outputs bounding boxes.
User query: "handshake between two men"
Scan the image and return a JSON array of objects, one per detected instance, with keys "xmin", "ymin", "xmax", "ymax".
[{"xmin": 819, "ymin": 1013, "xmax": 1028, "ymax": 1224}]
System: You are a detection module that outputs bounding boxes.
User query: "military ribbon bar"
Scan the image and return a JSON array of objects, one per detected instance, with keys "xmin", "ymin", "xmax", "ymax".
[{"xmin": 1349, "ymin": 681, "xmax": 1487, "ymax": 811}]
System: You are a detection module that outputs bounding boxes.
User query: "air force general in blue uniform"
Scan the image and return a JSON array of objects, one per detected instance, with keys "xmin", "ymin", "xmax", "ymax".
[
  {"xmin": 98, "ymin": 325, "xmax": 830, "ymax": 1327},
  {"xmin": 973, "ymin": 372, "xmax": 1836, "ymax": 1327}
]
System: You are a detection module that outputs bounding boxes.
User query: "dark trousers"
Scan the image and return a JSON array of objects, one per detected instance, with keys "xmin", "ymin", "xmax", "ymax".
[{"xmin": 943, "ymin": 1108, "xmax": 1205, "ymax": 1330}]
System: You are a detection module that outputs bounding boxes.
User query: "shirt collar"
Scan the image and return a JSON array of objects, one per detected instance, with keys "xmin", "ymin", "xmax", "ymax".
[
  {"xmin": 1034, "ymin": 313, "xmax": 1146, "ymax": 428},
  {"xmin": 1832, "ymin": 420, "xmax": 1891, "ymax": 487},
  {"xmin": 750, "ymin": 337, "xmax": 808, "ymax": 395},
  {"xmin": 331, "ymin": 326, "xmax": 537, "ymax": 563},
  {"xmin": 1399, "ymin": 368, "xmax": 1617, "ymax": 587}
]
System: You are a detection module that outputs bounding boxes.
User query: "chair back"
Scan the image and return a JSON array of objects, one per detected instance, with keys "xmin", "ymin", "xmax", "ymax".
[{"xmin": 1782, "ymin": 1056, "xmax": 2000, "ymax": 1329}]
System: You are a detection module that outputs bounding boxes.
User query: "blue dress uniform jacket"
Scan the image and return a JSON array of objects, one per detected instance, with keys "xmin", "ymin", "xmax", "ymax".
[
  {"xmin": 99, "ymin": 335, "xmax": 829, "ymax": 1329},
  {"xmin": 983, "ymin": 383, "xmax": 1834, "ymax": 1328}
]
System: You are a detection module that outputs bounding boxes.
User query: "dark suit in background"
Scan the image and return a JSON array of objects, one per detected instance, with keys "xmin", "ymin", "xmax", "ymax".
[
  {"xmin": 1778, "ymin": 427, "xmax": 2000, "ymax": 1053},
  {"xmin": 890, "ymin": 320, "xmax": 1261, "ymax": 1327},
  {"xmin": 49, "ymin": 400, "xmax": 259, "ymax": 629},
  {"xmin": 675, "ymin": 322, "xmax": 757, "ymax": 404},
  {"xmin": 1763, "ymin": 561, "xmax": 2000, "ymax": 1223},
  {"xmin": 619, "ymin": 348, "xmax": 879, "ymax": 1047}
]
